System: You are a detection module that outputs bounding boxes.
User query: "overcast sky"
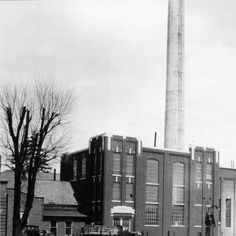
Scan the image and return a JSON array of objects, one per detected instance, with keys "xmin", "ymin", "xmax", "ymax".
[{"xmin": 0, "ymin": 0, "xmax": 236, "ymax": 168}]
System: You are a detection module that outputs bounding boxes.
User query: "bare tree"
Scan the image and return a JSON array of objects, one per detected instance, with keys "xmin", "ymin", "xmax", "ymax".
[{"xmin": 0, "ymin": 81, "xmax": 74, "ymax": 236}]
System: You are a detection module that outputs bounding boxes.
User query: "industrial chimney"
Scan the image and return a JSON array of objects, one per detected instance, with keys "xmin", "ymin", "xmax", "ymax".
[{"xmin": 164, "ymin": 0, "xmax": 184, "ymax": 150}]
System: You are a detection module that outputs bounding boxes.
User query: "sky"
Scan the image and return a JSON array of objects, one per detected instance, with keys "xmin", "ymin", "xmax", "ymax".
[{"xmin": 0, "ymin": 0, "xmax": 236, "ymax": 168}]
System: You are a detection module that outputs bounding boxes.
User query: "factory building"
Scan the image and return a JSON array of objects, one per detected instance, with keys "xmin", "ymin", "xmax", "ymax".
[{"xmin": 61, "ymin": 133, "xmax": 221, "ymax": 236}]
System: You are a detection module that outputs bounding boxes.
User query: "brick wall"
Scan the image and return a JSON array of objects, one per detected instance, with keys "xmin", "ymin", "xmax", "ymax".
[
  {"xmin": 0, "ymin": 181, "xmax": 8, "ymax": 236},
  {"xmin": 6, "ymin": 189, "xmax": 44, "ymax": 236}
]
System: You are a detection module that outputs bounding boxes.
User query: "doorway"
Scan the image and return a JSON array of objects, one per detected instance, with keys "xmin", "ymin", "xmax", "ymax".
[{"xmin": 113, "ymin": 217, "xmax": 131, "ymax": 231}]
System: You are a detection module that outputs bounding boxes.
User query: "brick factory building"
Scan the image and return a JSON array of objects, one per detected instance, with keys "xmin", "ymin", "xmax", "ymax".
[{"xmin": 60, "ymin": 133, "xmax": 222, "ymax": 236}]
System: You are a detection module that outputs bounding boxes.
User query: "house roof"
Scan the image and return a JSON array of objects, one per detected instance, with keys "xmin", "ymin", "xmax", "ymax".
[
  {"xmin": 34, "ymin": 180, "xmax": 78, "ymax": 205},
  {"xmin": 0, "ymin": 170, "xmax": 77, "ymax": 205},
  {"xmin": 43, "ymin": 209, "xmax": 86, "ymax": 218}
]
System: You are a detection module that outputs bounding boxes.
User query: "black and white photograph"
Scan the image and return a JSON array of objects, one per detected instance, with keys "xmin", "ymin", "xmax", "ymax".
[{"xmin": 0, "ymin": 0, "xmax": 236, "ymax": 236}]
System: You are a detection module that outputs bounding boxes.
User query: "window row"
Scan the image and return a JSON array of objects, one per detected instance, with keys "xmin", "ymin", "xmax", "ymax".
[
  {"xmin": 113, "ymin": 153, "xmax": 134, "ymax": 176},
  {"xmin": 145, "ymin": 205, "xmax": 185, "ymax": 226},
  {"xmin": 195, "ymin": 162, "xmax": 213, "ymax": 182},
  {"xmin": 72, "ymin": 154, "xmax": 103, "ymax": 180},
  {"xmin": 50, "ymin": 221, "xmax": 72, "ymax": 236},
  {"xmin": 73, "ymin": 157, "xmax": 87, "ymax": 180},
  {"xmin": 112, "ymin": 182, "xmax": 134, "ymax": 201}
]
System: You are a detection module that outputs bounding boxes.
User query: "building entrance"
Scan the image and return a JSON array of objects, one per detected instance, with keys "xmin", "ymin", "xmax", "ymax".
[
  {"xmin": 113, "ymin": 217, "xmax": 131, "ymax": 231},
  {"xmin": 111, "ymin": 206, "xmax": 135, "ymax": 232}
]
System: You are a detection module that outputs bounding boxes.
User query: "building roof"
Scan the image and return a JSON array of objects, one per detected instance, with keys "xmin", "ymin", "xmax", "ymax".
[
  {"xmin": 43, "ymin": 209, "xmax": 86, "ymax": 218},
  {"xmin": 0, "ymin": 170, "xmax": 77, "ymax": 205},
  {"xmin": 34, "ymin": 180, "xmax": 77, "ymax": 205}
]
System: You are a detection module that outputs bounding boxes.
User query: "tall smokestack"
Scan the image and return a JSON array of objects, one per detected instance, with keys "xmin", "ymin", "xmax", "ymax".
[{"xmin": 164, "ymin": 0, "xmax": 184, "ymax": 150}]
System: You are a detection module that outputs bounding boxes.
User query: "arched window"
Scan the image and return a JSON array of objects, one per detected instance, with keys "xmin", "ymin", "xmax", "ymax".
[
  {"xmin": 172, "ymin": 162, "xmax": 185, "ymax": 226},
  {"xmin": 145, "ymin": 159, "xmax": 159, "ymax": 225}
]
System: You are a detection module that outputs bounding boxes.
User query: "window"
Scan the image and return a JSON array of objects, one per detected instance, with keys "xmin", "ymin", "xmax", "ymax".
[
  {"xmin": 172, "ymin": 162, "xmax": 185, "ymax": 225},
  {"xmin": 113, "ymin": 153, "xmax": 121, "ymax": 175},
  {"xmin": 113, "ymin": 182, "xmax": 121, "ymax": 201},
  {"xmin": 195, "ymin": 162, "xmax": 202, "ymax": 182},
  {"xmin": 126, "ymin": 183, "xmax": 133, "ymax": 201},
  {"xmin": 123, "ymin": 217, "xmax": 130, "ymax": 229},
  {"xmin": 93, "ymin": 153, "xmax": 97, "ymax": 175},
  {"xmin": 173, "ymin": 162, "xmax": 185, "ymax": 186},
  {"xmin": 206, "ymin": 164, "xmax": 212, "ymax": 182},
  {"xmin": 172, "ymin": 186, "xmax": 184, "ymax": 204},
  {"xmin": 97, "ymin": 153, "xmax": 103, "ymax": 175},
  {"xmin": 146, "ymin": 160, "xmax": 159, "ymax": 184},
  {"xmin": 113, "ymin": 218, "xmax": 120, "ymax": 227},
  {"xmin": 65, "ymin": 221, "xmax": 72, "ymax": 236},
  {"xmin": 226, "ymin": 199, "xmax": 231, "ymax": 227},
  {"xmin": 92, "ymin": 182, "xmax": 96, "ymax": 201},
  {"xmin": 126, "ymin": 155, "xmax": 134, "ymax": 176},
  {"xmin": 100, "ymin": 154, "xmax": 103, "ymax": 174},
  {"xmin": 172, "ymin": 205, "xmax": 184, "ymax": 225},
  {"xmin": 146, "ymin": 185, "xmax": 159, "ymax": 202},
  {"xmin": 145, "ymin": 159, "xmax": 159, "ymax": 225},
  {"xmin": 81, "ymin": 157, "xmax": 86, "ymax": 178},
  {"xmin": 97, "ymin": 182, "xmax": 102, "ymax": 201},
  {"xmin": 50, "ymin": 221, "xmax": 57, "ymax": 236},
  {"xmin": 73, "ymin": 160, "xmax": 77, "ymax": 180},
  {"xmin": 145, "ymin": 204, "xmax": 159, "ymax": 225}
]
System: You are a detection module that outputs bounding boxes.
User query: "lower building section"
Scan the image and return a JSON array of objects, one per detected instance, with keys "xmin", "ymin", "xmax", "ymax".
[{"xmin": 0, "ymin": 171, "xmax": 86, "ymax": 236}]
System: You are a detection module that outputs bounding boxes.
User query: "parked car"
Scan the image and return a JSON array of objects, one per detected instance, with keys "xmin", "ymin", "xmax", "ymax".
[
  {"xmin": 24, "ymin": 225, "xmax": 54, "ymax": 236},
  {"xmin": 24, "ymin": 225, "xmax": 40, "ymax": 236}
]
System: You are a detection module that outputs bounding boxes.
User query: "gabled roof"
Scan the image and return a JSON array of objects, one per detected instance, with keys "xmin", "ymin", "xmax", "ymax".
[
  {"xmin": 43, "ymin": 209, "xmax": 86, "ymax": 218},
  {"xmin": 43, "ymin": 204, "xmax": 86, "ymax": 218},
  {"xmin": 0, "ymin": 170, "xmax": 77, "ymax": 205},
  {"xmin": 34, "ymin": 180, "xmax": 77, "ymax": 205}
]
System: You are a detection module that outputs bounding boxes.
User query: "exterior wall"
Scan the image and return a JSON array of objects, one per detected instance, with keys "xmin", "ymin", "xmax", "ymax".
[
  {"xmin": 221, "ymin": 180, "xmax": 234, "ymax": 236},
  {"xmin": 68, "ymin": 137, "xmax": 104, "ymax": 224},
  {"xmin": 42, "ymin": 219, "xmax": 85, "ymax": 236},
  {"xmin": 69, "ymin": 149, "xmax": 92, "ymax": 222},
  {"xmin": 6, "ymin": 189, "xmax": 44, "ymax": 236},
  {"xmin": 0, "ymin": 181, "xmax": 8, "ymax": 236},
  {"xmin": 189, "ymin": 147, "xmax": 220, "ymax": 236},
  {"xmin": 139, "ymin": 148, "xmax": 164, "ymax": 236},
  {"xmin": 219, "ymin": 168, "xmax": 236, "ymax": 236},
  {"xmin": 60, "ymin": 153, "xmax": 73, "ymax": 181},
  {"xmin": 103, "ymin": 135, "xmax": 138, "ymax": 228}
]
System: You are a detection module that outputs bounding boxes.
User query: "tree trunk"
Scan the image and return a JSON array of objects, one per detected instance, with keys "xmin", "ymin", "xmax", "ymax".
[
  {"xmin": 20, "ymin": 172, "xmax": 37, "ymax": 231},
  {"xmin": 13, "ymin": 222, "xmax": 23, "ymax": 236},
  {"xmin": 12, "ymin": 168, "xmax": 22, "ymax": 236}
]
